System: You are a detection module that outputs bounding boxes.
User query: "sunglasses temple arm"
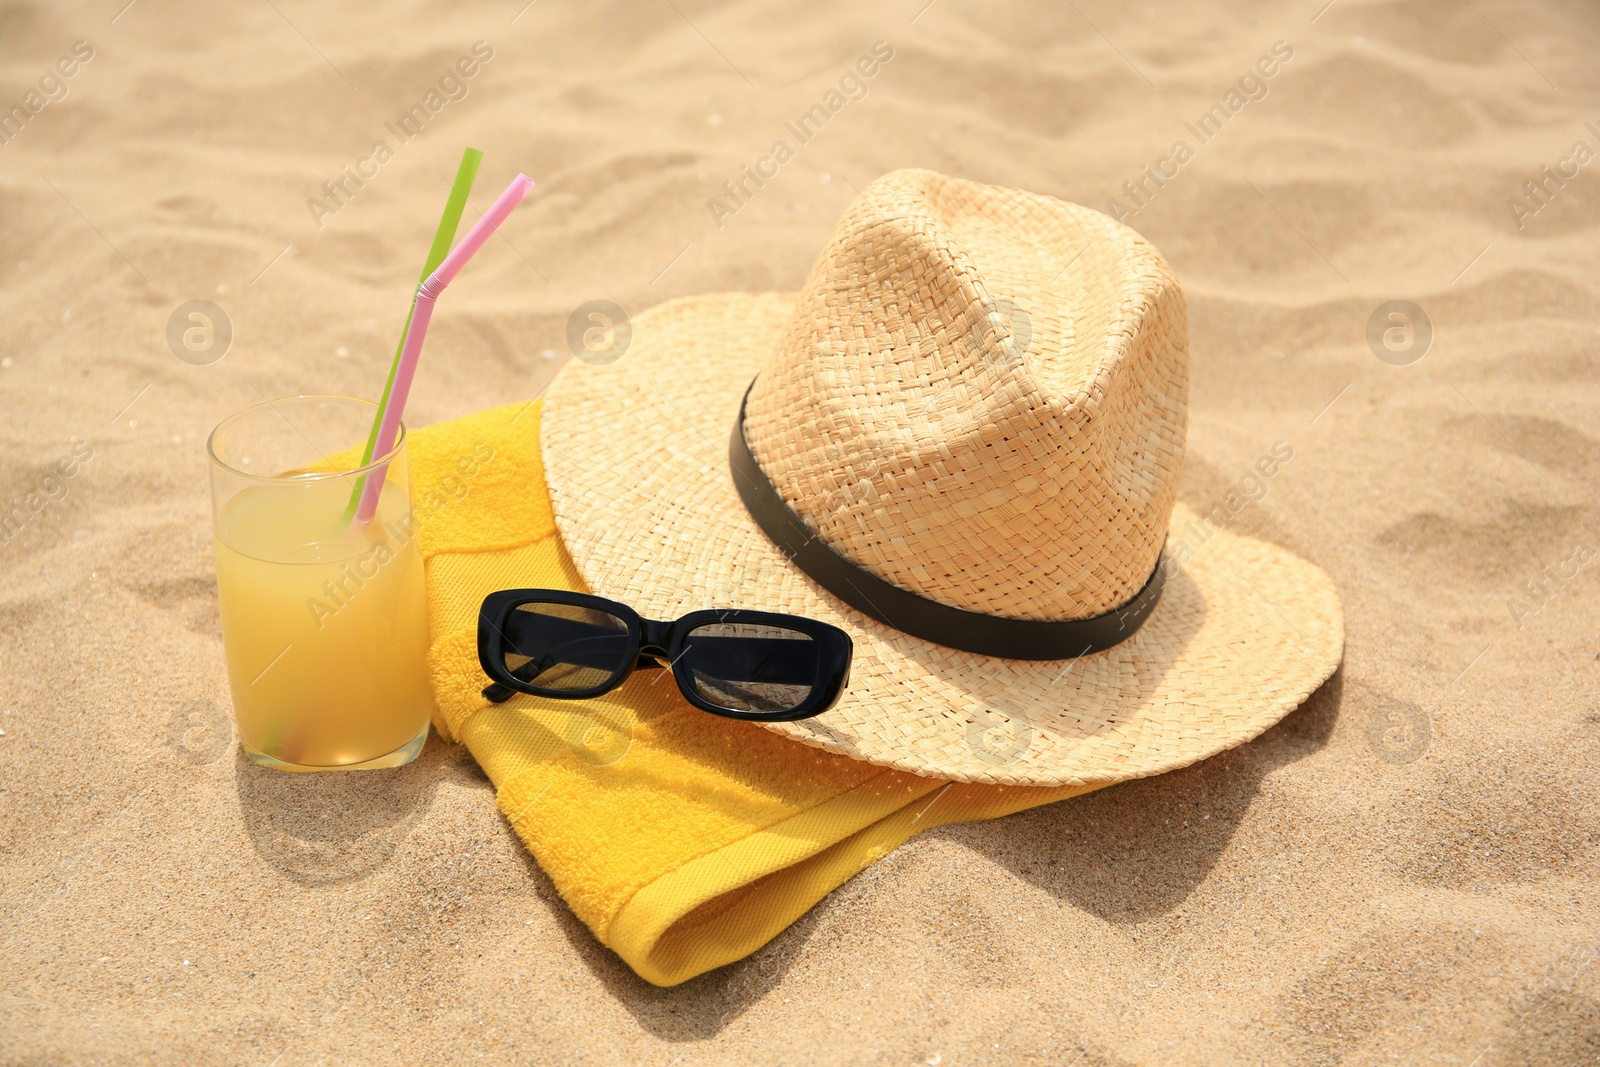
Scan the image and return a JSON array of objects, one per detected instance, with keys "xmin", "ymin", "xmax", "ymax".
[
  {"xmin": 481, "ymin": 642, "xmax": 658, "ymax": 702},
  {"xmin": 483, "ymin": 650, "xmax": 560, "ymax": 703}
]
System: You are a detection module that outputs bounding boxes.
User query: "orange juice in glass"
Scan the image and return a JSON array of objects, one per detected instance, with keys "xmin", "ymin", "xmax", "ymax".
[{"xmin": 208, "ymin": 395, "xmax": 431, "ymax": 770}]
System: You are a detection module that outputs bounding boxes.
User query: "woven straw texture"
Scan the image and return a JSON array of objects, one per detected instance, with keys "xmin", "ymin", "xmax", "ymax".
[
  {"xmin": 541, "ymin": 170, "xmax": 1343, "ymax": 787},
  {"xmin": 745, "ymin": 170, "xmax": 1185, "ymax": 619}
]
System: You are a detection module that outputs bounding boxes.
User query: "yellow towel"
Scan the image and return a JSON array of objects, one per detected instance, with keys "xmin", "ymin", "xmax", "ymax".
[{"xmin": 411, "ymin": 400, "xmax": 1104, "ymax": 986}]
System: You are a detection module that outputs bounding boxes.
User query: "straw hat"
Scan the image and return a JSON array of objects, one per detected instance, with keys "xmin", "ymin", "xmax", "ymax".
[{"xmin": 540, "ymin": 169, "xmax": 1343, "ymax": 787}]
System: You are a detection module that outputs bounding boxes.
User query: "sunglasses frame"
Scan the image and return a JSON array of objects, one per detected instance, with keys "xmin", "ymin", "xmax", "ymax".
[{"xmin": 477, "ymin": 588, "xmax": 853, "ymax": 722}]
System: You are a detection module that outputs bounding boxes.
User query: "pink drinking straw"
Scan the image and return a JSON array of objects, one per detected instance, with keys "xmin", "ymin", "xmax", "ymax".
[{"xmin": 355, "ymin": 173, "xmax": 535, "ymax": 524}]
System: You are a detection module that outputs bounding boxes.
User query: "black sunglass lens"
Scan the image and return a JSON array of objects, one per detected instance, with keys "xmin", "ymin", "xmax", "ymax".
[
  {"xmin": 681, "ymin": 622, "xmax": 819, "ymax": 714},
  {"xmin": 502, "ymin": 601, "xmax": 631, "ymax": 693}
]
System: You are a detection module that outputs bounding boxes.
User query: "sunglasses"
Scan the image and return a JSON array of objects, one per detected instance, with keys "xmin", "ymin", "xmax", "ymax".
[{"xmin": 477, "ymin": 589, "xmax": 853, "ymax": 722}]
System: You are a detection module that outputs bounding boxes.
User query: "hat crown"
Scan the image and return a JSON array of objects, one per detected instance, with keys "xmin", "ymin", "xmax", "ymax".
[{"xmin": 743, "ymin": 169, "xmax": 1188, "ymax": 622}]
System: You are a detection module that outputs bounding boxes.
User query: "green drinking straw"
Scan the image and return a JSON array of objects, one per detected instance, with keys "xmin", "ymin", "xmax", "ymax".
[{"xmin": 343, "ymin": 146, "xmax": 484, "ymax": 522}]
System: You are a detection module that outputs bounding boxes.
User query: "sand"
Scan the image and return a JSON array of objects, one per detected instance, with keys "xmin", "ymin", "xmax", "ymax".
[{"xmin": 3, "ymin": 0, "xmax": 1599, "ymax": 1063}]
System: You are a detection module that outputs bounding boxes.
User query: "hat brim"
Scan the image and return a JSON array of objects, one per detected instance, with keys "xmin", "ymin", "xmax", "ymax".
[{"xmin": 541, "ymin": 293, "xmax": 1344, "ymax": 787}]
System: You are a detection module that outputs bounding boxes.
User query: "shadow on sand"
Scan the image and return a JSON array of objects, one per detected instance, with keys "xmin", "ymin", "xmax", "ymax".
[
  {"xmin": 943, "ymin": 670, "xmax": 1343, "ymax": 923},
  {"xmin": 233, "ymin": 732, "xmax": 479, "ymax": 886},
  {"xmin": 550, "ymin": 670, "xmax": 1342, "ymax": 1040}
]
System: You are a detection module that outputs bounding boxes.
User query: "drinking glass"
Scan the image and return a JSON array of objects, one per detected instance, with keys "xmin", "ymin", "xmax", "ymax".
[{"xmin": 208, "ymin": 395, "xmax": 431, "ymax": 770}]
